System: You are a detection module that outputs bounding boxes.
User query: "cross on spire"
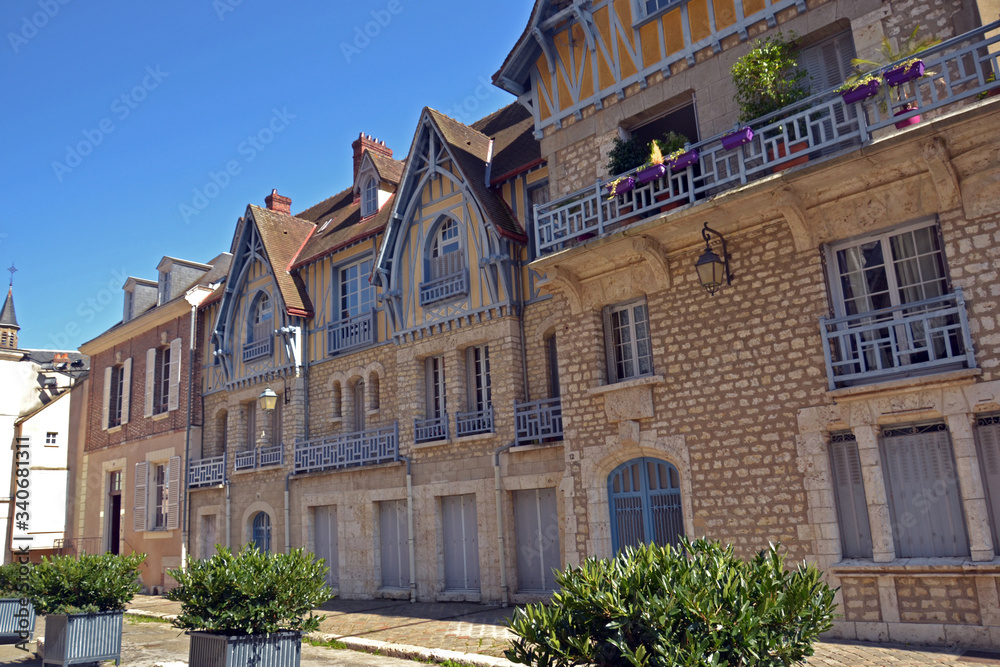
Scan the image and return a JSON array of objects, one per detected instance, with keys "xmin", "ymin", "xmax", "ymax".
[{"xmin": 6, "ymin": 264, "xmax": 15, "ymax": 287}]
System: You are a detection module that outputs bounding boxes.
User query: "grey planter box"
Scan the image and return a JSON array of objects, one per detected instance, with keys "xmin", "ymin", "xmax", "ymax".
[
  {"xmin": 189, "ymin": 630, "xmax": 302, "ymax": 667},
  {"xmin": 43, "ymin": 610, "xmax": 122, "ymax": 666},
  {"xmin": 0, "ymin": 597, "xmax": 35, "ymax": 644}
]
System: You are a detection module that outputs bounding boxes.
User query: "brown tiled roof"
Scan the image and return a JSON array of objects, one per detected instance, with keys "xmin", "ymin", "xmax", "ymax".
[
  {"xmin": 369, "ymin": 151, "xmax": 405, "ymax": 185},
  {"xmin": 425, "ymin": 109, "xmax": 527, "ymax": 243},
  {"xmin": 472, "ymin": 103, "xmax": 541, "ymax": 183},
  {"xmin": 248, "ymin": 205, "xmax": 315, "ymax": 316},
  {"xmin": 292, "ymin": 193, "xmax": 395, "ymax": 269}
]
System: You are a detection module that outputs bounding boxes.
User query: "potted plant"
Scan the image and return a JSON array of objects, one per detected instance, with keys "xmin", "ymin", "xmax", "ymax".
[
  {"xmin": 850, "ymin": 27, "xmax": 941, "ymax": 129},
  {"xmin": 27, "ymin": 552, "xmax": 145, "ymax": 666},
  {"xmin": 663, "ymin": 130, "xmax": 698, "ymax": 170},
  {"xmin": 0, "ymin": 563, "xmax": 35, "ymax": 646},
  {"xmin": 731, "ymin": 32, "xmax": 811, "ymax": 168},
  {"xmin": 837, "ymin": 71, "xmax": 882, "ymax": 105},
  {"xmin": 167, "ymin": 546, "xmax": 332, "ymax": 667},
  {"xmin": 604, "ymin": 136, "xmax": 645, "ymax": 210}
]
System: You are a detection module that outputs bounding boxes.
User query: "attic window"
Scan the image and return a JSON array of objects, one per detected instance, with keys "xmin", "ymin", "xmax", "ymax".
[
  {"xmin": 318, "ymin": 219, "xmax": 332, "ymax": 234},
  {"xmin": 362, "ymin": 176, "xmax": 378, "ymax": 218}
]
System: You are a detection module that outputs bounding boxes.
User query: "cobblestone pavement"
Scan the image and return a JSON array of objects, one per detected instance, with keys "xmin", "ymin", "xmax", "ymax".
[{"xmin": 123, "ymin": 595, "xmax": 999, "ymax": 666}]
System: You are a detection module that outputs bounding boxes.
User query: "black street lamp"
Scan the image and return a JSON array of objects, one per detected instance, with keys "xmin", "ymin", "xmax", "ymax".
[{"xmin": 695, "ymin": 222, "xmax": 732, "ymax": 295}]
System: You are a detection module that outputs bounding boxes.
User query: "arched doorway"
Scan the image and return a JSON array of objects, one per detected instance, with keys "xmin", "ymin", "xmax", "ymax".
[
  {"xmin": 252, "ymin": 512, "xmax": 272, "ymax": 553},
  {"xmin": 608, "ymin": 457, "xmax": 684, "ymax": 554}
]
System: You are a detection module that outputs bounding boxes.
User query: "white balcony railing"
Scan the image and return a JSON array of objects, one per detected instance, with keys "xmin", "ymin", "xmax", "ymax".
[
  {"xmin": 327, "ymin": 310, "xmax": 376, "ymax": 355},
  {"xmin": 514, "ymin": 397, "xmax": 563, "ymax": 446},
  {"xmin": 294, "ymin": 423, "xmax": 399, "ymax": 474},
  {"xmin": 821, "ymin": 289, "xmax": 976, "ymax": 390},
  {"xmin": 188, "ymin": 455, "xmax": 226, "ymax": 488},
  {"xmin": 414, "ymin": 414, "xmax": 449, "ymax": 443},
  {"xmin": 456, "ymin": 407, "xmax": 494, "ymax": 437},
  {"xmin": 534, "ymin": 20, "xmax": 1000, "ymax": 255}
]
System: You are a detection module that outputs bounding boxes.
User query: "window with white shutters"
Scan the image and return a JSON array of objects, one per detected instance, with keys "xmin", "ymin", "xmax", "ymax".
[
  {"xmin": 107, "ymin": 363, "xmax": 127, "ymax": 428},
  {"xmin": 603, "ymin": 299, "xmax": 654, "ymax": 384},
  {"xmin": 828, "ymin": 433, "xmax": 874, "ymax": 559},
  {"xmin": 974, "ymin": 414, "xmax": 1000, "ymax": 554},
  {"xmin": 879, "ymin": 424, "xmax": 970, "ymax": 558},
  {"xmin": 425, "ymin": 356, "xmax": 446, "ymax": 420},
  {"xmin": 133, "ymin": 462, "xmax": 148, "ymax": 532}
]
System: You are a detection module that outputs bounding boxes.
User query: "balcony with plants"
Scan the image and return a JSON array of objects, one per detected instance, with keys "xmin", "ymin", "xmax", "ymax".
[{"xmin": 533, "ymin": 21, "xmax": 1000, "ymax": 256}]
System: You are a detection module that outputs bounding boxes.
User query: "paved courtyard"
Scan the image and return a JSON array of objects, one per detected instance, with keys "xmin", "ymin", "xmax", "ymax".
[{"xmin": 123, "ymin": 595, "xmax": 998, "ymax": 666}]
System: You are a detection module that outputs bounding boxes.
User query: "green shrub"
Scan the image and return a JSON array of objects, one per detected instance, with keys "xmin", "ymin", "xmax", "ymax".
[
  {"xmin": 167, "ymin": 546, "xmax": 332, "ymax": 636},
  {"xmin": 0, "ymin": 562, "xmax": 26, "ymax": 598},
  {"xmin": 28, "ymin": 553, "xmax": 145, "ymax": 615},
  {"xmin": 505, "ymin": 539, "xmax": 836, "ymax": 667},
  {"xmin": 607, "ymin": 136, "xmax": 649, "ymax": 175},
  {"xmin": 731, "ymin": 32, "xmax": 810, "ymax": 123}
]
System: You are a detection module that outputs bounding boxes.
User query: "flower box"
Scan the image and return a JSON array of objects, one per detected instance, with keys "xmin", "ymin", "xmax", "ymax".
[
  {"xmin": 0, "ymin": 598, "xmax": 35, "ymax": 643},
  {"xmin": 721, "ymin": 127, "xmax": 753, "ymax": 150},
  {"xmin": 667, "ymin": 149, "xmax": 699, "ymax": 170},
  {"xmin": 840, "ymin": 79, "xmax": 881, "ymax": 104},
  {"xmin": 884, "ymin": 60, "xmax": 925, "ymax": 86},
  {"xmin": 893, "ymin": 105, "xmax": 921, "ymax": 129},
  {"xmin": 604, "ymin": 176, "xmax": 635, "ymax": 196},
  {"xmin": 42, "ymin": 611, "xmax": 123, "ymax": 666},
  {"xmin": 188, "ymin": 630, "xmax": 302, "ymax": 667},
  {"xmin": 635, "ymin": 164, "xmax": 667, "ymax": 184}
]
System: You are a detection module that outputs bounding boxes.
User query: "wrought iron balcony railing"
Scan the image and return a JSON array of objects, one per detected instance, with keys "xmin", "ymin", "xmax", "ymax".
[
  {"xmin": 328, "ymin": 310, "xmax": 376, "ymax": 355},
  {"xmin": 414, "ymin": 414, "xmax": 449, "ymax": 443},
  {"xmin": 294, "ymin": 423, "xmax": 399, "ymax": 474},
  {"xmin": 456, "ymin": 407, "xmax": 494, "ymax": 437},
  {"xmin": 821, "ymin": 289, "xmax": 976, "ymax": 390},
  {"xmin": 419, "ymin": 270, "xmax": 468, "ymax": 306},
  {"xmin": 514, "ymin": 397, "xmax": 563, "ymax": 446},
  {"xmin": 533, "ymin": 20, "xmax": 1000, "ymax": 255},
  {"xmin": 188, "ymin": 455, "xmax": 226, "ymax": 488}
]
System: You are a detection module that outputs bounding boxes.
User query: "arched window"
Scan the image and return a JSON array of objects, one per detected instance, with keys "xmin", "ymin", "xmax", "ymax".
[
  {"xmin": 248, "ymin": 292, "xmax": 273, "ymax": 343},
  {"xmin": 252, "ymin": 512, "xmax": 272, "ymax": 553},
  {"xmin": 608, "ymin": 457, "xmax": 683, "ymax": 554},
  {"xmin": 428, "ymin": 219, "xmax": 463, "ymax": 279},
  {"xmin": 363, "ymin": 177, "xmax": 379, "ymax": 217},
  {"xmin": 353, "ymin": 380, "xmax": 365, "ymax": 432}
]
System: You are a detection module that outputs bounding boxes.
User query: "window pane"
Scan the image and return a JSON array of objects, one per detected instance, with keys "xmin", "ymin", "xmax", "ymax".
[{"xmin": 633, "ymin": 305, "xmax": 653, "ymax": 376}]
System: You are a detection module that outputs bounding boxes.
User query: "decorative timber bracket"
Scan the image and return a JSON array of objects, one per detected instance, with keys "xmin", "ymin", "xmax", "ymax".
[
  {"xmin": 921, "ymin": 136, "xmax": 962, "ymax": 211},
  {"xmin": 773, "ymin": 186, "xmax": 813, "ymax": 252},
  {"xmin": 630, "ymin": 236, "xmax": 671, "ymax": 289}
]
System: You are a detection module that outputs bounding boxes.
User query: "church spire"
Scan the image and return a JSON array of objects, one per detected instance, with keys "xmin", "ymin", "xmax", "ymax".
[{"xmin": 1, "ymin": 264, "xmax": 20, "ymax": 349}]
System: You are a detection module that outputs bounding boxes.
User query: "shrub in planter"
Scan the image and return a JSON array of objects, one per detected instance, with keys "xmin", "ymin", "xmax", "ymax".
[
  {"xmin": 505, "ymin": 539, "xmax": 836, "ymax": 667},
  {"xmin": 28, "ymin": 552, "xmax": 145, "ymax": 666},
  {"xmin": 167, "ymin": 546, "xmax": 332, "ymax": 667},
  {"xmin": 731, "ymin": 32, "xmax": 810, "ymax": 124},
  {"xmin": 0, "ymin": 562, "xmax": 35, "ymax": 645},
  {"xmin": 607, "ymin": 136, "xmax": 648, "ymax": 177}
]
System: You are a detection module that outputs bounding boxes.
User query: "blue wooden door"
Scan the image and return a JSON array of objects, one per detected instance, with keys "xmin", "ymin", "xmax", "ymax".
[{"xmin": 608, "ymin": 458, "xmax": 683, "ymax": 554}]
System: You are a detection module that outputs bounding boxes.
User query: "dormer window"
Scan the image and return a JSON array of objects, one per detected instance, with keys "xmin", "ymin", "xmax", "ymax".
[
  {"xmin": 124, "ymin": 291, "xmax": 134, "ymax": 322},
  {"xmin": 362, "ymin": 176, "xmax": 378, "ymax": 218},
  {"xmin": 158, "ymin": 271, "xmax": 171, "ymax": 306}
]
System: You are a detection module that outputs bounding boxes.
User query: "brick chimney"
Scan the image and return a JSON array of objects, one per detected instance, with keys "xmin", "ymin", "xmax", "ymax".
[
  {"xmin": 352, "ymin": 132, "xmax": 393, "ymax": 184},
  {"xmin": 265, "ymin": 189, "xmax": 291, "ymax": 214}
]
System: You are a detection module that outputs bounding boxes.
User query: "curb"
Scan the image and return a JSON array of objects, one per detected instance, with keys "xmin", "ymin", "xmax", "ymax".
[{"xmin": 127, "ymin": 608, "xmax": 519, "ymax": 667}]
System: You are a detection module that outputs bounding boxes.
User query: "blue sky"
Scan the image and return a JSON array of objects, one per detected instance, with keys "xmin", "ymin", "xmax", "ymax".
[{"xmin": 1, "ymin": 0, "xmax": 534, "ymax": 350}]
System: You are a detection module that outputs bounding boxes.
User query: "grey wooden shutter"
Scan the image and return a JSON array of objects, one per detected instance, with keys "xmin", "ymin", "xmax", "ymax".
[
  {"xmin": 379, "ymin": 500, "xmax": 409, "ymax": 588},
  {"xmin": 514, "ymin": 488, "xmax": 561, "ymax": 592},
  {"xmin": 144, "ymin": 348, "xmax": 156, "ymax": 418},
  {"xmin": 120, "ymin": 358, "xmax": 132, "ymax": 425},
  {"xmin": 442, "ymin": 494, "xmax": 480, "ymax": 591},
  {"xmin": 168, "ymin": 338, "xmax": 182, "ymax": 411},
  {"xmin": 828, "ymin": 434, "xmax": 874, "ymax": 558},
  {"xmin": 314, "ymin": 505, "xmax": 339, "ymax": 587},
  {"xmin": 880, "ymin": 425, "xmax": 970, "ymax": 558},
  {"xmin": 975, "ymin": 415, "xmax": 1000, "ymax": 554},
  {"xmin": 602, "ymin": 307, "xmax": 617, "ymax": 384},
  {"xmin": 102, "ymin": 366, "xmax": 112, "ymax": 430},
  {"xmin": 133, "ymin": 462, "xmax": 148, "ymax": 532},
  {"xmin": 167, "ymin": 456, "xmax": 181, "ymax": 530}
]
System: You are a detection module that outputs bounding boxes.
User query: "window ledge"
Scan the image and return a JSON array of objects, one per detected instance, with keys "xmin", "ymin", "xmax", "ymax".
[
  {"xmin": 410, "ymin": 431, "xmax": 496, "ymax": 450},
  {"xmin": 151, "ymin": 412, "xmax": 171, "ymax": 421},
  {"xmin": 510, "ymin": 441, "xmax": 564, "ymax": 454},
  {"xmin": 829, "ymin": 557, "xmax": 1000, "ymax": 576},
  {"xmin": 107, "ymin": 425, "xmax": 123, "ymax": 434},
  {"xmin": 587, "ymin": 374, "xmax": 664, "ymax": 396},
  {"xmin": 826, "ymin": 368, "xmax": 981, "ymax": 400},
  {"xmin": 366, "ymin": 408, "xmax": 380, "ymax": 417},
  {"xmin": 329, "ymin": 416, "xmax": 344, "ymax": 425},
  {"xmin": 142, "ymin": 530, "xmax": 175, "ymax": 540}
]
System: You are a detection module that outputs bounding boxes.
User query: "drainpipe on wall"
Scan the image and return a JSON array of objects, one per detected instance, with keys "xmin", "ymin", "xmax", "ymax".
[
  {"xmin": 399, "ymin": 455, "xmax": 417, "ymax": 603},
  {"xmin": 284, "ymin": 472, "xmax": 293, "ymax": 554},
  {"xmin": 225, "ymin": 480, "xmax": 231, "ymax": 549},
  {"xmin": 182, "ymin": 285, "xmax": 214, "ymax": 570},
  {"xmin": 494, "ymin": 442, "xmax": 514, "ymax": 608}
]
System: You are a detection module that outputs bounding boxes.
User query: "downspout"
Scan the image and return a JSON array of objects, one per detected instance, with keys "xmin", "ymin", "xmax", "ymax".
[
  {"xmin": 399, "ymin": 454, "xmax": 417, "ymax": 603},
  {"xmin": 182, "ymin": 285, "xmax": 214, "ymax": 569},
  {"xmin": 494, "ymin": 442, "xmax": 515, "ymax": 607},
  {"xmin": 225, "ymin": 480, "xmax": 231, "ymax": 549},
  {"xmin": 284, "ymin": 472, "xmax": 292, "ymax": 554},
  {"xmin": 281, "ymin": 319, "xmax": 306, "ymax": 555}
]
